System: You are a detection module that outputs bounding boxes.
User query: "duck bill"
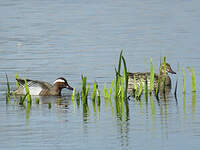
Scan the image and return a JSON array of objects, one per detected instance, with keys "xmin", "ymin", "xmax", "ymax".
[
  {"xmin": 169, "ymin": 70, "xmax": 176, "ymax": 74},
  {"xmin": 66, "ymin": 85, "xmax": 74, "ymax": 90}
]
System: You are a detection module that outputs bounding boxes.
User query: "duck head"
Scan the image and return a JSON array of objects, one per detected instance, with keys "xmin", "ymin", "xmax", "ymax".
[
  {"xmin": 160, "ymin": 63, "xmax": 176, "ymax": 75},
  {"xmin": 53, "ymin": 77, "xmax": 73, "ymax": 90}
]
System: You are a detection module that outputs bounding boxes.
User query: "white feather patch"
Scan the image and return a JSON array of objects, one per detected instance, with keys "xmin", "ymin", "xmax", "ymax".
[
  {"xmin": 53, "ymin": 79, "xmax": 65, "ymax": 84},
  {"xmin": 24, "ymin": 86, "xmax": 43, "ymax": 95}
]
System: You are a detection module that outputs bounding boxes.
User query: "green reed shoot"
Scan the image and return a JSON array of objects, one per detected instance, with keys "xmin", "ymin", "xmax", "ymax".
[
  {"xmin": 71, "ymin": 88, "xmax": 75, "ymax": 101},
  {"xmin": 81, "ymin": 75, "xmax": 90, "ymax": 104},
  {"xmin": 72, "ymin": 88, "xmax": 76, "ymax": 111},
  {"xmin": 97, "ymin": 88, "xmax": 101, "ymax": 106},
  {"xmin": 35, "ymin": 97, "xmax": 40, "ymax": 104},
  {"xmin": 5, "ymin": 73, "xmax": 10, "ymax": 95},
  {"xmin": 92, "ymin": 81, "xmax": 97, "ymax": 101},
  {"xmin": 182, "ymin": 65, "xmax": 185, "ymax": 94},
  {"xmin": 149, "ymin": 57, "xmax": 154, "ymax": 94},
  {"xmin": 188, "ymin": 67, "xmax": 196, "ymax": 92},
  {"xmin": 121, "ymin": 56, "xmax": 128, "ymax": 101},
  {"xmin": 19, "ymin": 93, "xmax": 28, "ymax": 105},
  {"xmin": 162, "ymin": 57, "xmax": 167, "ymax": 96},
  {"xmin": 114, "ymin": 51, "xmax": 122, "ymax": 99},
  {"xmin": 76, "ymin": 91, "xmax": 80, "ymax": 107},
  {"xmin": 16, "ymin": 73, "xmax": 19, "ymax": 88},
  {"xmin": 48, "ymin": 102, "xmax": 52, "ymax": 109},
  {"xmin": 104, "ymin": 82, "xmax": 109, "ymax": 98},
  {"xmin": 24, "ymin": 79, "xmax": 32, "ymax": 104},
  {"xmin": 144, "ymin": 75, "xmax": 148, "ymax": 101}
]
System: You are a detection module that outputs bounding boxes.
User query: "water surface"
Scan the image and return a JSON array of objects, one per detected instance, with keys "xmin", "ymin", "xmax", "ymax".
[{"xmin": 0, "ymin": 0, "xmax": 200, "ymax": 150}]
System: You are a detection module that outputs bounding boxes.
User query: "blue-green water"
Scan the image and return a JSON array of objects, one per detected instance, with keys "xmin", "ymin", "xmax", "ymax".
[{"xmin": 0, "ymin": 0, "xmax": 200, "ymax": 149}]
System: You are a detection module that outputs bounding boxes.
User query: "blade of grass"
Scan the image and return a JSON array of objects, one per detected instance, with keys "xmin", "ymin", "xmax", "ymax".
[
  {"xmin": 92, "ymin": 81, "xmax": 97, "ymax": 101},
  {"xmin": 149, "ymin": 58, "xmax": 155, "ymax": 94},
  {"xmin": 182, "ymin": 65, "xmax": 185, "ymax": 94}
]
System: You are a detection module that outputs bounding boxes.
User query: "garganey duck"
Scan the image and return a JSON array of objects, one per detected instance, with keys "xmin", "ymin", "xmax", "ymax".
[
  {"xmin": 13, "ymin": 77, "xmax": 73, "ymax": 96},
  {"xmin": 128, "ymin": 63, "xmax": 176, "ymax": 91}
]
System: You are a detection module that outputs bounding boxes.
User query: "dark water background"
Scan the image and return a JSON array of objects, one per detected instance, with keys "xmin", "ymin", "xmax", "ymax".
[{"xmin": 0, "ymin": 0, "xmax": 200, "ymax": 150}]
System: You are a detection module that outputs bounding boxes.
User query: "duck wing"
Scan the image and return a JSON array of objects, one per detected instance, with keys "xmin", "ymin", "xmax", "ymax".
[{"xmin": 16, "ymin": 78, "xmax": 53, "ymax": 89}]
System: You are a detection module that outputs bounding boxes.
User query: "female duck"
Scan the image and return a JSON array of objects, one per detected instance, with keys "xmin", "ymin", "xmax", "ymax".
[
  {"xmin": 128, "ymin": 63, "xmax": 176, "ymax": 91},
  {"xmin": 13, "ymin": 77, "xmax": 73, "ymax": 96}
]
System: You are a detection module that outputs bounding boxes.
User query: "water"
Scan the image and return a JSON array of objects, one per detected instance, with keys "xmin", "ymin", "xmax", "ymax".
[{"xmin": 1, "ymin": 0, "xmax": 200, "ymax": 149}]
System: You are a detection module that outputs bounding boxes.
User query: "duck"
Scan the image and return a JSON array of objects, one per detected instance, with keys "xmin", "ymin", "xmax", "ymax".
[
  {"xmin": 128, "ymin": 63, "xmax": 176, "ymax": 91},
  {"xmin": 13, "ymin": 77, "xmax": 73, "ymax": 96}
]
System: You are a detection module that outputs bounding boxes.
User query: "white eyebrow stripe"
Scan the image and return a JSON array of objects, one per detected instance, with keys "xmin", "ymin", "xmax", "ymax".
[{"xmin": 53, "ymin": 79, "xmax": 65, "ymax": 84}]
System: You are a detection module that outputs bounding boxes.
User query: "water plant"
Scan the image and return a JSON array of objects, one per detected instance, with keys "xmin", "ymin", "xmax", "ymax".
[
  {"xmin": 19, "ymin": 93, "xmax": 28, "ymax": 105},
  {"xmin": 48, "ymin": 102, "xmax": 52, "ymax": 109},
  {"xmin": 5, "ymin": 73, "xmax": 10, "ymax": 95},
  {"xmin": 136, "ymin": 78, "xmax": 143, "ymax": 100},
  {"xmin": 35, "ymin": 97, "xmax": 40, "ymax": 104},
  {"xmin": 187, "ymin": 67, "xmax": 196, "ymax": 92},
  {"xmin": 81, "ymin": 75, "xmax": 90, "ymax": 105},
  {"xmin": 92, "ymin": 80, "xmax": 97, "ymax": 101},
  {"xmin": 96, "ymin": 88, "xmax": 101, "ymax": 107},
  {"xmin": 24, "ymin": 80, "xmax": 32, "ymax": 105},
  {"xmin": 114, "ymin": 50, "xmax": 129, "ymax": 115},
  {"xmin": 144, "ymin": 75, "xmax": 148, "ymax": 101},
  {"xmin": 71, "ymin": 88, "xmax": 76, "ymax": 111},
  {"xmin": 149, "ymin": 58, "xmax": 154, "ymax": 95},
  {"xmin": 182, "ymin": 65, "xmax": 185, "ymax": 94},
  {"xmin": 76, "ymin": 91, "xmax": 80, "ymax": 107}
]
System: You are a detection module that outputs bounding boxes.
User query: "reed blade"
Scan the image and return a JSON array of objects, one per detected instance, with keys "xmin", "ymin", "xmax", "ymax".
[
  {"xmin": 182, "ymin": 65, "xmax": 185, "ymax": 94},
  {"xmin": 149, "ymin": 58, "xmax": 155, "ymax": 94},
  {"xmin": 92, "ymin": 81, "xmax": 97, "ymax": 101},
  {"xmin": 5, "ymin": 73, "xmax": 10, "ymax": 95}
]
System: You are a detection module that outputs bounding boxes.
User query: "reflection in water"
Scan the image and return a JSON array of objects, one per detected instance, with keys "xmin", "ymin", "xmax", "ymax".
[
  {"xmin": 118, "ymin": 121, "xmax": 129, "ymax": 150},
  {"xmin": 191, "ymin": 92, "xmax": 196, "ymax": 120},
  {"xmin": 183, "ymin": 93, "xmax": 186, "ymax": 120}
]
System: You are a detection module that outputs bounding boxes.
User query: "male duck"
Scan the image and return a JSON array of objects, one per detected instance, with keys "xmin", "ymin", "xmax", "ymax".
[
  {"xmin": 128, "ymin": 63, "xmax": 176, "ymax": 90},
  {"xmin": 13, "ymin": 77, "xmax": 73, "ymax": 96}
]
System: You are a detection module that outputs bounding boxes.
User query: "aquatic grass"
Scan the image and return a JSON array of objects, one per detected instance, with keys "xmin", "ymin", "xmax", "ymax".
[
  {"xmin": 190, "ymin": 67, "xmax": 196, "ymax": 92},
  {"xmin": 71, "ymin": 88, "xmax": 76, "ymax": 111},
  {"xmin": 19, "ymin": 93, "xmax": 28, "ymax": 105},
  {"xmin": 149, "ymin": 58, "xmax": 155, "ymax": 94},
  {"xmin": 187, "ymin": 67, "xmax": 196, "ymax": 92},
  {"xmin": 144, "ymin": 75, "xmax": 148, "ymax": 101},
  {"xmin": 48, "ymin": 102, "xmax": 52, "ymax": 109},
  {"xmin": 92, "ymin": 81, "xmax": 97, "ymax": 101},
  {"xmin": 113, "ymin": 51, "xmax": 129, "ymax": 116},
  {"xmin": 114, "ymin": 51, "xmax": 123, "ymax": 99},
  {"xmin": 5, "ymin": 74, "xmax": 11, "ymax": 104},
  {"xmin": 5, "ymin": 73, "xmax": 10, "ymax": 95},
  {"xmin": 96, "ymin": 88, "xmax": 101, "ymax": 107},
  {"xmin": 136, "ymin": 78, "xmax": 143, "ymax": 100},
  {"xmin": 35, "ymin": 97, "xmax": 40, "ymax": 104},
  {"xmin": 81, "ymin": 75, "xmax": 90, "ymax": 105},
  {"xmin": 182, "ymin": 65, "xmax": 185, "ymax": 94},
  {"xmin": 162, "ymin": 57, "xmax": 167, "ymax": 96},
  {"xmin": 24, "ymin": 79, "xmax": 32, "ymax": 104},
  {"xmin": 76, "ymin": 91, "xmax": 80, "ymax": 107},
  {"xmin": 104, "ymin": 82, "xmax": 109, "ymax": 99}
]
